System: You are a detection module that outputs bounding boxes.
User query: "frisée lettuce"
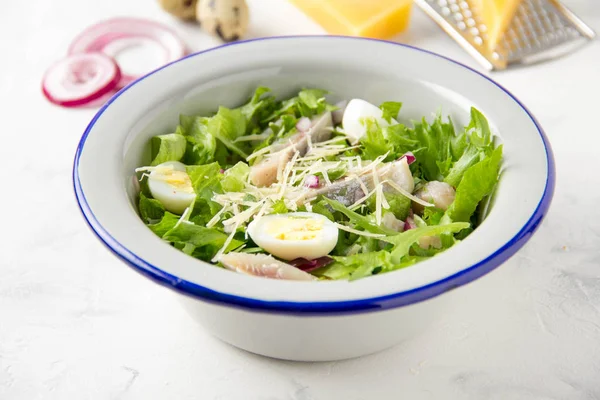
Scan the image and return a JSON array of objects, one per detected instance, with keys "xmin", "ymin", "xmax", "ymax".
[{"xmin": 134, "ymin": 87, "xmax": 502, "ymax": 281}]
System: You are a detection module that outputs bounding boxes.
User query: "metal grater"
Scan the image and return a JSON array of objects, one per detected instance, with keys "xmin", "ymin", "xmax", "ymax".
[{"xmin": 415, "ymin": 0, "xmax": 596, "ymax": 70}]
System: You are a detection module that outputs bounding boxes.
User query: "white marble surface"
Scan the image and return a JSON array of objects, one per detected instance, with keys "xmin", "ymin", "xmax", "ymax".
[{"xmin": 1, "ymin": 0, "xmax": 600, "ymax": 398}]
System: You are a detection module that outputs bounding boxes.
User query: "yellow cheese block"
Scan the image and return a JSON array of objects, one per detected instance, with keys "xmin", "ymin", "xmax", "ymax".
[
  {"xmin": 471, "ymin": 0, "xmax": 522, "ymax": 50},
  {"xmin": 289, "ymin": 0, "xmax": 413, "ymax": 39}
]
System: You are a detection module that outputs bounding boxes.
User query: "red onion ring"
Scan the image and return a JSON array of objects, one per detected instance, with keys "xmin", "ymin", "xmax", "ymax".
[
  {"xmin": 304, "ymin": 174, "xmax": 320, "ymax": 188},
  {"xmin": 68, "ymin": 18, "xmax": 187, "ymax": 89},
  {"xmin": 42, "ymin": 52, "xmax": 121, "ymax": 108},
  {"xmin": 399, "ymin": 151, "xmax": 416, "ymax": 165},
  {"xmin": 404, "ymin": 212, "xmax": 417, "ymax": 231}
]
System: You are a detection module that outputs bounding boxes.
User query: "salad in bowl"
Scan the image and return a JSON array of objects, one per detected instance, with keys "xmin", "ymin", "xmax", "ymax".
[
  {"xmin": 74, "ymin": 36, "xmax": 553, "ymax": 360},
  {"xmin": 135, "ymin": 87, "xmax": 502, "ymax": 281}
]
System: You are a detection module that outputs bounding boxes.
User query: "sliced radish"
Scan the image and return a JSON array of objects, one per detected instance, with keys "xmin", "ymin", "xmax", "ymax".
[
  {"xmin": 42, "ymin": 52, "xmax": 121, "ymax": 108},
  {"xmin": 68, "ymin": 18, "xmax": 187, "ymax": 88}
]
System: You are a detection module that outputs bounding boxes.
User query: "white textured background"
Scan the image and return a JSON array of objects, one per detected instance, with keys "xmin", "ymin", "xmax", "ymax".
[{"xmin": 1, "ymin": 0, "xmax": 600, "ymax": 399}]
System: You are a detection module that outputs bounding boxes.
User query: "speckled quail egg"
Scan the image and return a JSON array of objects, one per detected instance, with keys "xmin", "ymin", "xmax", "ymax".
[
  {"xmin": 342, "ymin": 99, "xmax": 398, "ymax": 144},
  {"xmin": 158, "ymin": 0, "xmax": 198, "ymax": 20},
  {"xmin": 147, "ymin": 161, "xmax": 196, "ymax": 214},
  {"xmin": 247, "ymin": 212, "xmax": 339, "ymax": 261},
  {"xmin": 196, "ymin": 0, "xmax": 249, "ymax": 42}
]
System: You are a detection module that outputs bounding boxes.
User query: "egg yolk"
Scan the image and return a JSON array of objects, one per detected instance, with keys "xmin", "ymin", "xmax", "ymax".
[
  {"xmin": 154, "ymin": 167, "xmax": 194, "ymax": 193},
  {"xmin": 267, "ymin": 218, "xmax": 324, "ymax": 241}
]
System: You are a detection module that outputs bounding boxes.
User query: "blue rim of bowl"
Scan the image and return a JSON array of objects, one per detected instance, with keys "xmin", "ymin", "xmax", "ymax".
[{"xmin": 73, "ymin": 36, "xmax": 555, "ymax": 315}]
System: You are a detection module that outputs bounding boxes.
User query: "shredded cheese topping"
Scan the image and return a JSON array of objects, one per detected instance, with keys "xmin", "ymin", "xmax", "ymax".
[
  {"xmin": 212, "ymin": 222, "xmax": 240, "ymax": 262},
  {"xmin": 386, "ymin": 180, "xmax": 434, "ymax": 208},
  {"xmin": 211, "ymin": 133, "xmax": 417, "ymax": 254}
]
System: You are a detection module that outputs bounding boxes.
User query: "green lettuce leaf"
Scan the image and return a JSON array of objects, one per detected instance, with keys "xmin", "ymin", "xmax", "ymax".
[
  {"xmin": 187, "ymin": 162, "xmax": 222, "ymax": 194},
  {"xmin": 239, "ymin": 87, "xmax": 272, "ymax": 121},
  {"xmin": 315, "ymin": 164, "xmax": 347, "ymax": 182},
  {"xmin": 213, "ymin": 143, "xmax": 237, "ymax": 168},
  {"xmin": 445, "ymin": 145, "xmax": 503, "ymax": 222},
  {"xmin": 266, "ymin": 88, "xmax": 335, "ymax": 121},
  {"xmin": 379, "ymin": 101, "xmax": 402, "ymax": 123},
  {"xmin": 466, "ymin": 107, "xmax": 493, "ymax": 150},
  {"xmin": 147, "ymin": 212, "xmax": 180, "ymax": 237},
  {"xmin": 322, "ymin": 197, "xmax": 398, "ymax": 235},
  {"xmin": 163, "ymin": 223, "xmax": 241, "ymax": 249},
  {"xmin": 335, "ymin": 234, "xmax": 360, "ymax": 257},
  {"xmin": 221, "ymin": 162, "xmax": 249, "ymax": 192},
  {"xmin": 277, "ymin": 115, "xmax": 298, "ymax": 136},
  {"xmin": 360, "ymin": 118, "xmax": 418, "ymax": 161},
  {"xmin": 361, "ymin": 118, "xmax": 389, "ymax": 160},
  {"xmin": 186, "ymin": 163, "xmax": 223, "ymax": 223},
  {"xmin": 349, "ymin": 265, "xmax": 378, "ymax": 281},
  {"xmin": 179, "ymin": 116, "xmax": 216, "ymax": 165},
  {"xmin": 407, "ymin": 107, "xmax": 497, "ymax": 185},
  {"xmin": 178, "ymin": 114, "xmax": 196, "ymax": 133},
  {"xmin": 138, "ymin": 193, "xmax": 165, "ymax": 223},
  {"xmin": 410, "ymin": 114, "xmax": 454, "ymax": 181},
  {"xmin": 354, "ymin": 228, "xmax": 381, "ymax": 253},
  {"xmin": 384, "ymin": 124, "xmax": 419, "ymax": 155},
  {"xmin": 444, "ymin": 144, "xmax": 481, "ymax": 188},
  {"xmin": 299, "ymin": 88, "xmax": 328, "ymax": 109},
  {"xmin": 316, "ymin": 251, "xmax": 392, "ymax": 280},
  {"xmin": 450, "ymin": 130, "xmax": 468, "ymax": 161},
  {"xmin": 150, "ymin": 133, "xmax": 187, "ymax": 166},
  {"xmin": 311, "ymin": 200, "xmax": 335, "ymax": 221},
  {"xmin": 207, "ymin": 107, "xmax": 248, "ymax": 158},
  {"xmin": 238, "ymin": 87, "xmax": 280, "ymax": 137},
  {"xmin": 327, "ymin": 165, "xmax": 348, "ymax": 181},
  {"xmin": 377, "ymin": 192, "xmax": 411, "ymax": 221},
  {"xmin": 271, "ymin": 199, "xmax": 289, "ymax": 214},
  {"xmin": 386, "ymin": 255, "xmax": 426, "ymax": 273},
  {"xmin": 422, "ymin": 207, "xmax": 444, "ymax": 226},
  {"xmin": 443, "ymin": 108, "xmax": 496, "ymax": 187},
  {"xmin": 163, "ymin": 222, "xmax": 243, "ymax": 261},
  {"xmin": 380, "ymin": 222, "xmax": 470, "ymax": 263},
  {"xmin": 389, "ymin": 194, "xmax": 411, "ymax": 221}
]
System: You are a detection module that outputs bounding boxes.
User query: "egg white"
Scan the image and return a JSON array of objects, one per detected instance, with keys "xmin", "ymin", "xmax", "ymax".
[
  {"xmin": 342, "ymin": 98, "xmax": 398, "ymax": 144},
  {"xmin": 247, "ymin": 212, "xmax": 339, "ymax": 261},
  {"xmin": 147, "ymin": 161, "xmax": 196, "ymax": 215}
]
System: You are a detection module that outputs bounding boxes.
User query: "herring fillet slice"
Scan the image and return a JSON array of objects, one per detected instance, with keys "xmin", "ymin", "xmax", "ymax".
[
  {"xmin": 218, "ymin": 252, "xmax": 317, "ymax": 281},
  {"xmin": 249, "ymin": 112, "xmax": 333, "ymax": 187},
  {"xmin": 301, "ymin": 157, "xmax": 415, "ymax": 206}
]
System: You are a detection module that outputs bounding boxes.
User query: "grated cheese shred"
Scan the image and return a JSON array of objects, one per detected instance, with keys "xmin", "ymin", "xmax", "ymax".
[
  {"xmin": 206, "ymin": 205, "xmax": 229, "ymax": 228},
  {"xmin": 213, "ymin": 129, "xmax": 420, "ymax": 258},
  {"xmin": 386, "ymin": 180, "xmax": 434, "ymax": 207},
  {"xmin": 212, "ymin": 222, "xmax": 240, "ymax": 262}
]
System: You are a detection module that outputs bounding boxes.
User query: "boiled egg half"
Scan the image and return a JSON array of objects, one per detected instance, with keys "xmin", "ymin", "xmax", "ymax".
[
  {"xmin": 342, "ymin": 98, "xmax": 398, "ymax": 144},
  {"xmin": 147, "ymin": 161, "xmax": 196, "ymax": 214},
  {"xmin": 247, "ymin": 212, "xmax": 339, "ymax": 261}
]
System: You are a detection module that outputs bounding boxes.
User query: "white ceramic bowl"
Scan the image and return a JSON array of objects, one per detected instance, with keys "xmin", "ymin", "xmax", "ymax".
[{"xmin": 74, "ymin": 36, "xmax": 555, "ymax": 361}]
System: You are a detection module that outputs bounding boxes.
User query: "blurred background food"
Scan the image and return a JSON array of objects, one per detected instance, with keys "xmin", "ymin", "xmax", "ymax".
[
  {"xmin": 158, "ymin": 0, "xmax": 198, "ymax": 20},
  {"xmin": 41, "ymin": 0, "xmax": 594, "ymax": 108},
  {"xmin": 288, "ymin": 0, "xmax": 413, "ymax": 39}
]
